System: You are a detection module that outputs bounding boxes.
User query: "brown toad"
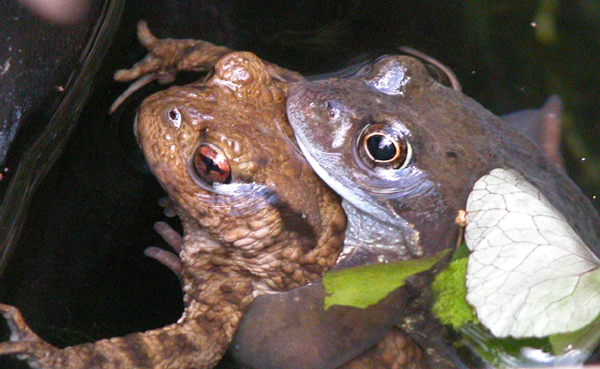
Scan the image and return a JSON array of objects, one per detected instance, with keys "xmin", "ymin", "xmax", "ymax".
[{"xmin": 0, "ymin": 31, "xmax": 345, "ymax": 369}]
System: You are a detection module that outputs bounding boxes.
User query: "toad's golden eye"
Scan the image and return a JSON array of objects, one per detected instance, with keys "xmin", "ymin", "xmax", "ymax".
[
  {"xmin": 192, "ymin": 144, "xmax": 232, "ymax": 185},
  {"xmin": 358, "ymin": 123, "xmax": 412, "ymax": 170}
]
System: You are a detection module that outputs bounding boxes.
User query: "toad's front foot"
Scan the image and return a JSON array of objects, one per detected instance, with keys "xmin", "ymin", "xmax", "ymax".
[
  {"xmin": 114, "ymin": 20, "xmax": 232, "ymax": 83},
  {"xmin": 0, "ymin": 304, "xmax": 72, "ymax": 367},
  {"xmin": 110, "ymin": 21, "xmax": 233, "ymax": 113}
]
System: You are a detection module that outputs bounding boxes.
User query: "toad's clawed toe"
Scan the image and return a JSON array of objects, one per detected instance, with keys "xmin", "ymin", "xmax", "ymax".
[
  {"xmin": 0, "ymin": 304, "xmax": 57, "ymax": 359},
  {"xmin": 0, "ymin": 303, "xmax": 35, "ymax": 339}
]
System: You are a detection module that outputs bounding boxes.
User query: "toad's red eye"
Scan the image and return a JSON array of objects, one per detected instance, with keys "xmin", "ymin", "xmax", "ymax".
[{"xmin": 192, "ymin": 144, "xmax": 232, "ymax": 185}]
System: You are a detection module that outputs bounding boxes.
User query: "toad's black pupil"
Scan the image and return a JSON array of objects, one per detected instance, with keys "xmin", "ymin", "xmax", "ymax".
[
  {"xmin": 202, "ymin": 155, "xmax": 222, "ymax": 173},
  {"xmin": 366, "ymin": 134, "xmax": 396, "ymax": 161}
]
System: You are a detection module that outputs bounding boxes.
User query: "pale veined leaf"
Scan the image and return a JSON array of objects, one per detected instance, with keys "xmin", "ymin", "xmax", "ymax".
[{"xmin": 464, "ymin": 168, "xmax": 600, "ymax": 338}]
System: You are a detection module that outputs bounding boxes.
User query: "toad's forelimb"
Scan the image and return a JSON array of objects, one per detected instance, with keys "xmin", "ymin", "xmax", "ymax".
[{"xmin": 0, "ymin": 259, "xmax": 256, "ymax": 369}]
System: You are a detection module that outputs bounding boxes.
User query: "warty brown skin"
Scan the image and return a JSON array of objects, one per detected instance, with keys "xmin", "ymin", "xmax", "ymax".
[
  {"xmin": 137, "ymin": 52, "xmax": 345, "ymax": 289},
  {"xmin": 0, "ymin": 45, "xmax": 346, "ymax": 369}
]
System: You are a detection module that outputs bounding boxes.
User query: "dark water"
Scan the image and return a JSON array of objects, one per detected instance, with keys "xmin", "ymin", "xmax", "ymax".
[{"xmin": 0, "ymin": 0, "xmax": 598, "ymax": 368}]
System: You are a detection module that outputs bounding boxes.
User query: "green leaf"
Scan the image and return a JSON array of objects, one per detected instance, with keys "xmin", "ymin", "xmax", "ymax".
[
  {"xmin": 549, "ymin": 313, "xmax": 600, "ymax": 356},
  {"xmin": 451, "ymin": 241, "xmax": 470, "ymax": 260},
  {"xmin": 431, "ymin": 256, "xmax": 478, "ymax": 329},
  {"xmin": 323, "ymin": 249, "xmax": 449, "ymax": 309}
]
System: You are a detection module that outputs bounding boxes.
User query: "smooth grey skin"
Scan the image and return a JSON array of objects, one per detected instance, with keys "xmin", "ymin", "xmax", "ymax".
[
  {"xmin": 231, "ymin": 66, "xmax": 569, "ymax": 369},
  {"xmin": 230, "ymin": 93, "xmax": 568, "ymax": 369},
  {"xmin": 502, "ymin": 94, "xmax": 564, "ymax": 171},
  {"xmin": 233, "ymin": 273, "xmax": 469, "ymax": 369},
  {"xmin": 232, "ymin": 59, "xmax": 572, "ymax": 369},
  {"xmin": 285, "ymin": 55, "xmax": 600, "ymax": 365},
  {"xmin": 232, "ymin": 281, "xmax": 414, "ymax": 369},
  {"xmin": 287, "ymin": 55, "xmax": 600, "ymax": 257}
]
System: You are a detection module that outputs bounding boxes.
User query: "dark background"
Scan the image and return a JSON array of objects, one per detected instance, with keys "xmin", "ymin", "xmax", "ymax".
[{"xmin": 0, "ymin": 0, "xmax": 599, "ymax": 367}]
